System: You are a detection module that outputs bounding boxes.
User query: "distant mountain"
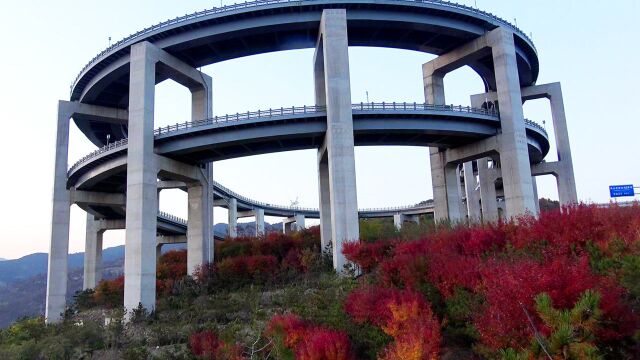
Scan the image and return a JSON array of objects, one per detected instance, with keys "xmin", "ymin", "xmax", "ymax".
[
  {"xmin": 0, "ymin": 258, "xmax": 6, "ymax": 261},
  {"xmin": 0, "ymin": 222, "xmax": 283, "ymax": 327}
]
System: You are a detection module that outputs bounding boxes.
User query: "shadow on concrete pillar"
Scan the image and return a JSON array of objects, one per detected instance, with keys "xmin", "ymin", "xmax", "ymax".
[{"xmin": 83, "ymin": 214, "xmax": 104, "ymax": 290}]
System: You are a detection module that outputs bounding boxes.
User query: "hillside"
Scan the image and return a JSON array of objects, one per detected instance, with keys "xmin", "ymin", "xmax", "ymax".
[
  {"xmin": 0, "ymin": 222, "xmax": 282, "ymax": 328},
  {"xmin": 1, "ymin": 204, "xmax": 639, "ymax": 359}
]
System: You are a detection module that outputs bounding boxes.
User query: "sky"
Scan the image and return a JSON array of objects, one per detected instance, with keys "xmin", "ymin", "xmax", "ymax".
[{"xmin": 0, "ymin": 0, "xmax": 638, "ymax": 259}]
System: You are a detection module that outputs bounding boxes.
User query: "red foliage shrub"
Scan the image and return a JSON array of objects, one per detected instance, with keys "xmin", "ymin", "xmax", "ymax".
[
  {"xmin": 345, "ymin": 286, "xmax": 441, "ymax": 359},
  {"xmin": 295, "ymin": 328, "xmax": 354, "ymax": 360},
  {"xmin": 343, "ymin": 240, "xmax": 396, "ymax": 272},
  {"xmin": 157, "ymin": 250, "xmax": 188, "ymax": 295},
  {"xmin": 217, "ymin": 255, "xmax": 279, "ymax": 279},
  {"xmin": 189, "ymin": 330, "xmax": 244, "ymax": 360},
  {"xmin": 475, "ymin": 255, "xmax": 637, "ymax": 350},
  {"xmin": 265, "ymin": 314, "xmax": 354, "ymax": 360},
  {"xmin": 93, "ymin": 275, "xmax": 124, "ymax": 308}
]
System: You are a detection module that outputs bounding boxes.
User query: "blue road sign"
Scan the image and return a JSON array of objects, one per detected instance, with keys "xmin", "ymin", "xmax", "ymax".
[{"xmin": 609, "ymin": 184, "xmax": 635, "ymax": 198}]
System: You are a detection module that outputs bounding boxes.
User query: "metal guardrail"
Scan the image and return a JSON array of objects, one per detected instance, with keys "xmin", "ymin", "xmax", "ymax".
[
  {"xmin": 158, "ymin": 211, "xmax": 187, "ymax": 225},
  {"xmin": 70, "ymin": 0, "xmax": 535, "ymax": 94},
  {"xmin": 153, "ymin": 102, "xmax": 498, "ymax": 135},
  {"xmin": 68, "ymin": 102, "xmax": 546, "ymax": 175}
]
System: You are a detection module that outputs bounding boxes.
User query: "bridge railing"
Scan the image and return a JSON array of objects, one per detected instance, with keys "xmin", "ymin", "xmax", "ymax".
[
  {"xmin": 153, "ymin": 102, "xmax": 497, "ymax": 136},
  {"xmin": 212, "ymin": 180, "xmax": 318, "ymax": 212},
  {"xmin": 68, "ymin": 138, "xmax": 128, "ymax": 174},
  {"xmin": 71, "ymin": 0, "xmax": 534, "ymax": 94},
  {"xmin": 158, "ymin": 211, "xmax": 187, "ymax": 225}
]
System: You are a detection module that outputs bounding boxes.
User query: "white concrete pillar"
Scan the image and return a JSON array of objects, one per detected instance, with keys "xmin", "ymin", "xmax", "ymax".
[
  {"xmin": 45, "ymin": 101, "xmax": 73, "ymax": 323},
  {"xmin": 548, "ymin": 85, "xmax": 578, "ymax": 206},
  {"xmin": 124, "ymin": 42, "xmax": 158, "ymax": 313},
  {"xmin": 228, "ymin": 198, "xmax": 237, "ymax": 238},
  {"xmin": 491, "ymin": 28, "xmax": 537, "ymax": 217},
  {"xmin": 429, "ymin": 148, "xmax": 449, "ymax": 222},
  {"xmin": 317, "ymin": 153, "xmax": 332, "ymax": 250},
  {"xmin": 532, "ymin": 176, "xmax": 540, "ymax": 214},
  {"xmin": 156, "ymin": 244, "xmax": 163, "ymax": 261},
  {"xmin": 445, "ymin": 163, "xmax": 463, "ymax": 221},
  {"xmin": 393, "ymin": 214, "xmax": 405, "ymax": 230},
  {"xmin": 294, "ymin": 214, "xmax": 305, "ymax": 231},
  {"xmin": 314, "ymin": 9, "xmax": 359, "ymax": 272},
  {"xmin": 83, "ymin": 214, "xmax": 104, "ymax": 289},
  {"xmin": 463, "ymin": 161, "xmax": 481, "ymax": 222},
  {"xmin": 477, "ymin": 158, "xmax": 499, "ymax": 222},
  {"xmin": 187, "ymin": 179, "xmax": 211, "ymax": 275},
  {"xmin": 255, "ymin": 208, "xmax": 265, "ymax": 236}
]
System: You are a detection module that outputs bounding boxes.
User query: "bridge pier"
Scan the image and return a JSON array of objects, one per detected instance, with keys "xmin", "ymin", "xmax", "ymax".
[
  {"xmin": 255, "ymin": 208, "xmax": 265, "ymax": 235},
  {"xmin": 283, "ymin": 214, "xmax": 305, "ymax": 234},
  {"xmin": 314, "ymin": 9, "xmax": 359, "ymax": 272},
  {"xmin": 463, "ymin": 161, "xmax": 481, "ymax": 222},
  {"xmin": 228, "ymin": 198, "xmax": 238, "ymax": 238},
  {"xmin": 83, "ymin": 214, "xmax": 104, "ymax": 289},
  {"xmin": 477, "ymin": 158, "xmax": 499, "ymax": 222}
]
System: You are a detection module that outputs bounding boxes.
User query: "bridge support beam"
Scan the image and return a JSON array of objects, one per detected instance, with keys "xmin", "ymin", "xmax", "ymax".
[
  {"xmin": 314, "ymin": 9, "xmax": 359, "ymax": 272},
  {"xmin": 472, "ymin": 82, "xmax": 577, "ymax": 207},
  {"xmin": 83, "ymin": 214, "xmax": 104, "ymax": 289},
  {"xmin": 187, "ymin": 172, "xmax": 212, "ymax": 275},
  {"xmin": 463, "ymin": 161, "xmax": 481, "ymax": 222},
  {"xmin": 124, "ymin": 41, "xmax": 212, "ymax": 315},
  {"xmin": 477, "ymin": 158, "xmax": 499, "ymax": 222},
  {"xmin": 255, "ymin": 208, "xmax": 265, "ymax": 235},
  {"xmin": 424, "ymin": 27, "xmax": 537, "ymax": 219},
  {"xmin": 228, "ymin": 198, "xmax": 238, "ymax": 238},
  {"xmin": 283, "ymin": 214, "xmax": 305, "ymax": 234}
]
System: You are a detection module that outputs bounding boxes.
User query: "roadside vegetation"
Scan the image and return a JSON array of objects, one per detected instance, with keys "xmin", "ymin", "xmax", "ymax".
[{"xmin": 1, "ymin": 203, "xmax": 639, "ymax": 359}]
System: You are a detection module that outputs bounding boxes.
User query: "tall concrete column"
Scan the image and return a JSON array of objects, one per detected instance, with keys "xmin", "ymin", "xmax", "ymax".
[
  {"xmin": 228, "ymin": 198, "xmax": 237, "ymax": 238},
  {"xmin": 124, "ymin": 42, "xmax": 158, "ymax": 313},
  {"xmin": 477, "ymin": 158, "xmax": 499, "ymax": 222},
  {"xmin": 294, "ymin": 214, "xmax": 305, "ymax": 231},
  {"xmin": 532, "ymin": 176, "xmax": 540, "ymax": 214},
  {"xmin": 255, "ymin": 208, "xmax": 265, "ymax": 236},
  {"xmin": 463, "ymin": 161, "xmax": 481, "ymax": 222},
  {"xmin": 429, "ymin": 148, "xmax": 449, "ymax": 222},
  {"xmin": 83, "ymin": 214, "xmax": 104, "ymax": 289},
  {"xmin": 187, "ymin": 180, "xmax": 211, "ymax": 275},
  {"xmin": 548, "ymin": 85, "xmax": 578, "ymax": 206},
  {"xmin": 156, "ymin": 244, "xmax": 163, "ymax": 261},
  {"xmin": 45, "ymin": 101, "xmax": 73, "ymax": 323},
  {"xmin": 393, "ymin": 213, "xmax": 405, "ymax": 230},
  {"xmin": 317, "ymin": 153, "xmax": 332, "ymax": 250},
  {"xmin": 491, "ymin": 28, "xmax": 537, "ymax": 216},
  {"xmin": 314, "ymin": 9, "xmax": 359, "ymax": 272},
  {"xmin": 445, "ymin": 163, "xmax": 463, "ymax": 221}
]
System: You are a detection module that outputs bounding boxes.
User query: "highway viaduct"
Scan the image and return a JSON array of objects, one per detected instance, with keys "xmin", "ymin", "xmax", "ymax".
[{"xmin": 46, "ymin": 0, "xmax": 576, "ymax": 322}]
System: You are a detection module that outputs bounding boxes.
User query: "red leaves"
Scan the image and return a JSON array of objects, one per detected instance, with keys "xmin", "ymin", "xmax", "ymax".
[
  {"xmin": 345, "ymin": 286, "xmax": 441, "ymax": 359},
  {"xmin": 93, "ymin": 275, "xmax": 124, "ymax": 308},
  {"xmin": 217, "ymin": 255, "xmax": 279, "ymax": 278},
  {"xmin": 189, "ymin": 330, "xmax": 243, "ymax": 360},
  {"xmin": 265, "ymin": 314, "xmax": 354, "ymax": 360},
  {"xmin": 343, "ymin": 240, "xmax": 396, "ymax": 272}
]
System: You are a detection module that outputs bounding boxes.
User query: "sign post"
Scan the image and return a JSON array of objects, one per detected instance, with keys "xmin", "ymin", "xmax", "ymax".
[{"xmin": 609, "ymin": 184, "xmax": 636, "ymax": 198}]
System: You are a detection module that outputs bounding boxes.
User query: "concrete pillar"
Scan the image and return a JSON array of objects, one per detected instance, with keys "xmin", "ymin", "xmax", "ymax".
[
  {"xmin": 187, "ymin": 178, "xmax": 211, "ymax": 275},
  {"xmin": 393, "ymin": 214, "xmax": 405, "ymax": 230},
  {"xmin": 532, "ymin": 176, "xmax": 540, "ymax": 214},
  {"xmin": 317, "ymin": 152, "xmax": 332, "ymax": 250},
  {"xmin": 463, "ymin": 162, "xmax": 481, "ymax": 222},
  {"xmin": 429, "ymin": 148, "xmax": 449, "ymax": 222},
  {"xmin": 156, "ymin": 244, "xmax": 163, "ymax": 261},
  {"xmin": 228, "ymin": 198, "xmax": 237, "ymax": 238},
  {"xmin": 45, "ymin": 101, "xmax": 73, "ymax": 323},
  {"xmin": 83, "ymin": 214, "xmax": 104, "ymax": 289},
  {"xmin": 445, "ymin": 164, "xmax": 463, "ymax": 221},
  {"xmin": 548, "ymin": 85, "xmax": 578, "ymax": 206},
  {"xmin": 477, "ymin": 158, "xmax": 499, "ymax": 222},
  {"xmin": 491, "ymin": 28, "xmax": 537, "ymax": 217},
  {"xmin": 255, "ymin": 208, "xmax": 265, "ymax": 236},
  {"xmin": 423, "ymin": 75, "xmax": 445, "ymax": 105},
  {"xmin": 124, "ymin": 42, "xmax": 158, "ymax": 313},
  {"xmin": 314, "ymin": 9, "xmax": 359, "ymax": 272},
  {"xmin": 294, "ymin": 214, "xmax": 305, "ymax": 231}
]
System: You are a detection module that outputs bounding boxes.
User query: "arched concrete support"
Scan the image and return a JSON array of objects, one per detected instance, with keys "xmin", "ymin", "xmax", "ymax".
[
  {"xmin": 477, "ymin": 158, "xmax": 499, "ymax": 222},
  {"xmin": 83, "ymin": 214, "xmax": 104, "ymax": 289},
  {"xmin": 424, "ymin": 27, "xmax": 537, "ymax": 219},
  {"xmin": 228, "ymin": 198, "xmax": 238, "ymax": 238},
  {"xmin": 463, "ymin": 161, "xmax": 481, "ymax": 222},
  {"xmin": 124, "ymin": 41, "xmax": 212, "ymax": 315},
  {"xmin": 314, "ymin": 9, "xmax": 359, "ymax": 272}
]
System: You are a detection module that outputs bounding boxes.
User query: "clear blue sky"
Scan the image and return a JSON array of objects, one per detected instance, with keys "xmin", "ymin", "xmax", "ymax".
[{"xmin": 0, "ymin": 0, "xmax": 638, "ymax": 259}]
